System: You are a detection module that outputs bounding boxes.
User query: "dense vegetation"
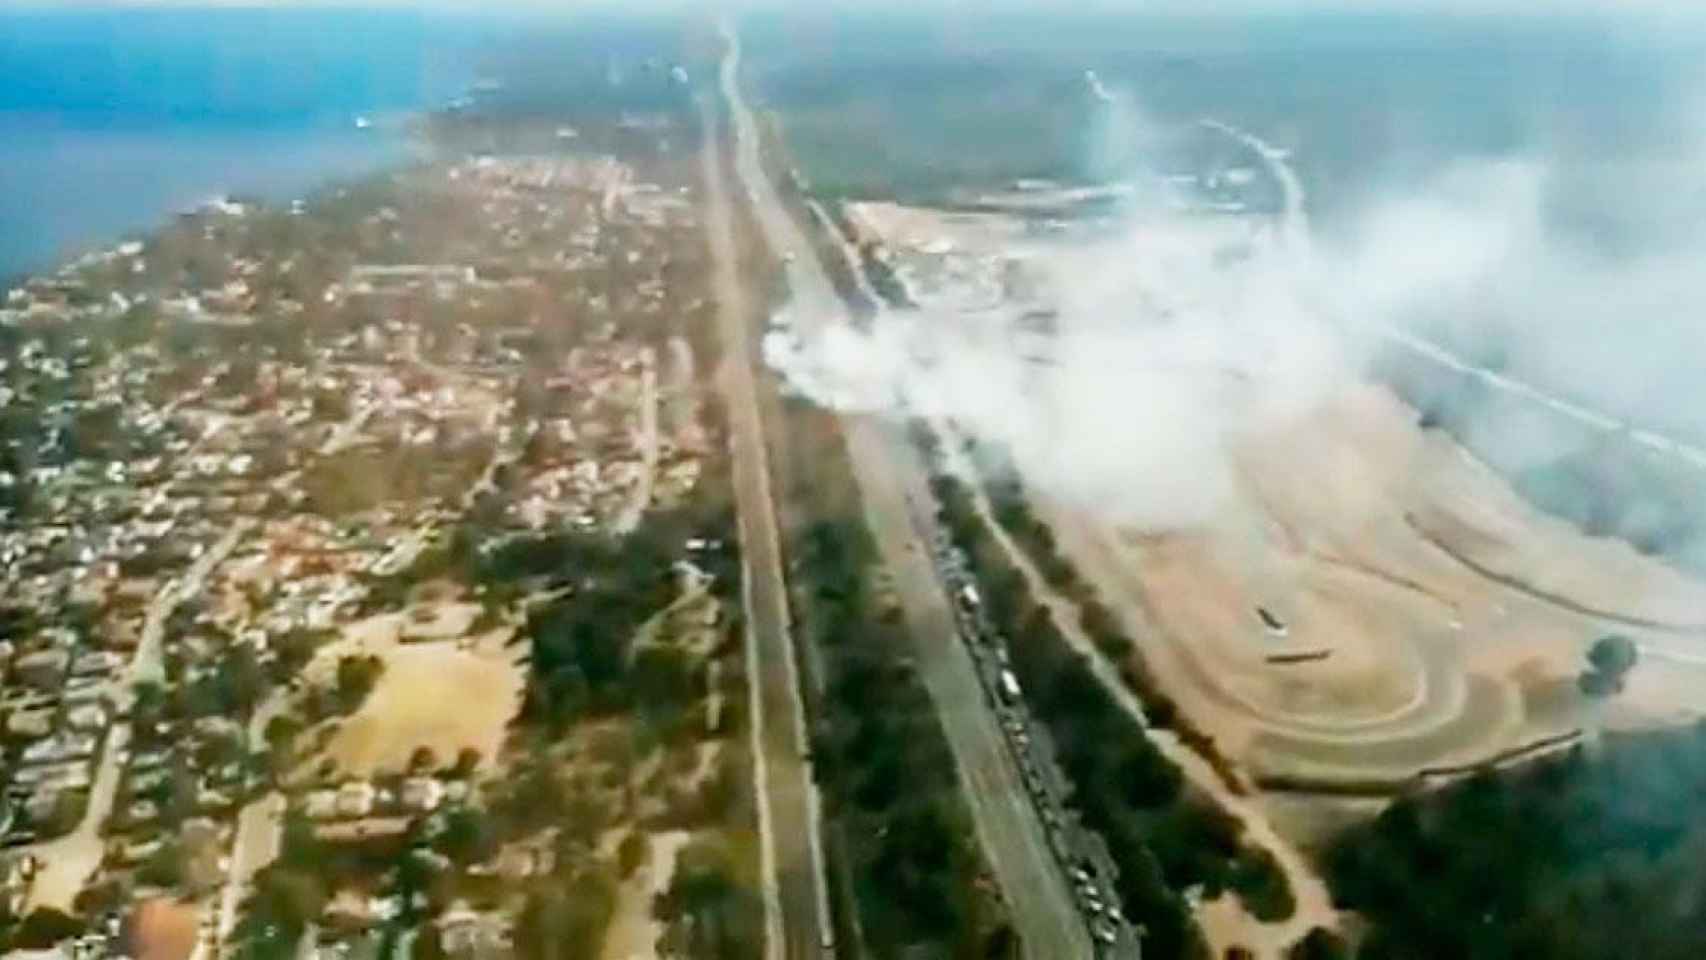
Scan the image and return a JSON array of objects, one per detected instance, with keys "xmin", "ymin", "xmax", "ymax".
[
  {"xmin": 774, "ymin": 399, "xmax": 1014, "ymax": 959},
  {"xmin": 928, "ymin": 446, "xmax": 1295, "ymax": 959},
  {"xmin": 1326, "ymin": 722, "xmax": 1706, "ymax": 960},
  {"xmin": 714, "ymin": 73, "xmax": 1014, "ymax": 955}
]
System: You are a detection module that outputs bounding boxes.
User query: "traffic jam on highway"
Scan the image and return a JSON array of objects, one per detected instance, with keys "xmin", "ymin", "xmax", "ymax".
[{"xmin": 927, "ymin": 525, "xmax": 1141, "ymax": 957}]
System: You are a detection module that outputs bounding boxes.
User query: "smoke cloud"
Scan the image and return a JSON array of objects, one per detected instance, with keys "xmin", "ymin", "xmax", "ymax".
[{"xmin": 763, "ymin": 71, "xmax": 1706, "ymax": 545}]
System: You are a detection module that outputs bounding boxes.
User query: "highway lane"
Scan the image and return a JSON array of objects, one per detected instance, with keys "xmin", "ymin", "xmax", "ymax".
[
  {"xmin": 846, "ymin": 420, "xmax": 1097, "ymax": 960},
  {"xmin": 703, "ymin": 43, "xmax": 831, "ymax": 960},
  {"xmin": 949, "ymin": 443, "xmax": 1340, "ymax": 951},
  {"xmin": 716, "ymin": 20, "xmax": 1092, "ymax": 960}
]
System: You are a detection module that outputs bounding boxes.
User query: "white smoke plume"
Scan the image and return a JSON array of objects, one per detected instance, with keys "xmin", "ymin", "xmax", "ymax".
[{"xmin": 763, "ymin": 73, "xmax": 1706, "ymax": 544}]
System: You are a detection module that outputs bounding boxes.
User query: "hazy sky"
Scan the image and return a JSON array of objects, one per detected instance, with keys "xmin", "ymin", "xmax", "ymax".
[{"xmin": 1, "ymin": 0, "xmax": 1703, "ymax": 14}]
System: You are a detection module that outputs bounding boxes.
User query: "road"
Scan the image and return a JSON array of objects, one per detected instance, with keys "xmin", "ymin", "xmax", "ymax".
[
  {"xmin": 715, "ymin": 21, "xmax": 1092, "ymax": 960},
  {"xmin": 702, "ymin": 37, "xmax": 831, "ymax": 960},
  {"xmin": 27, "ymin": 521, "xmax": 248, "ymax": 912},
  {"xmin": 211, "ymin": 691, "xmax": 290, "ymax": 957},
  {"xmin": 614, "ymin": 345, "xmax": 659, "ymax": 535},
  {"xmin": 948, "ymin": 443, "xmax": 1338, "ymax": 954},
  {"xmin": 847, "ymin": 424, "xmax": 1097, "ymax": 959}
]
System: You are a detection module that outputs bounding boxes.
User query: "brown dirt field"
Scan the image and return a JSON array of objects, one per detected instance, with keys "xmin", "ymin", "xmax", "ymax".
[
  {"xmin": 1133, "ymin": 535, "xmax": 1429, "ymax": 726},
  {"xmin": 1046, "ymin": 378, "xmax": 1706, "ymax": 783},
  {"xmin": 322, "ymin": 639, "xmax": 523, "ymax": 776}
]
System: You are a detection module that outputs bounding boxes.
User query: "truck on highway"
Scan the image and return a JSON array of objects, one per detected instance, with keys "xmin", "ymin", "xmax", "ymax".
[{"xmin": 999, "ymin": 668, "xmax": 1022, "ymax": 702}]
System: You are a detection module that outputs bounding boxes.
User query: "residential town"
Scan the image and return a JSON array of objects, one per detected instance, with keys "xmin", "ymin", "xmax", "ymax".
[{"xmin": 0, "ymin": 135, "xmax": 751, "ymax": 960}]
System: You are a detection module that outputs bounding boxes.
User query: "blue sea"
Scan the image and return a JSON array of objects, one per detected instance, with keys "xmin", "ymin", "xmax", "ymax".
[{"xmin": 0, "ymin": 7, "xmax": 484, "ymax": 281}]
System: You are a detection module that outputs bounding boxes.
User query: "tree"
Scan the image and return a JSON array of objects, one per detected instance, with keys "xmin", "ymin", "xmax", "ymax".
[
  {"xmin": 235, "ymin": 866, "xmax": 327, "ymax": 960},
  {"xmin": 263, "ymin": 713, "xmax": 304, "ymax": 779},
  {"xmin": 335, "ymin": 654, "xmax": 384, "ymax": 712},
  {"xmin": 1580, "ymin": 635, "xmax": 1639, "ymax": 697},
  {"xmin": 1287, "ymin": 927, "xmax": 1350, "ymax": 960},
  {"xmin": 411, "ymin": 924, "xmax": 447, "ymax": 960},
  {"xmin": 654, "ymin": 842, "xmax": 762, "ymax": 959},
  {"xmin": 137, "ymin": 840, "xmax": 185, "ymax": 889},
  {"xmin": 268, "ymin": 628, "xmax": 328, "ymax": 684},
  {"xmin": 451, "ymin": 747, "xmax": 482, "ymax": 779},
  {"xmin": 42, "ymin": 791, "xmax": 86, "ymax": 838},
  {"xmin": 279, "ymin": 808, "xmax": 323, "ymax": 870},
  {"xmin": 436, "ymin": 807, "xmax": 496, "ymax": 867},
  {"xmin": 982, "ymin": 924, "xmax": 1020, "ymax": 960},
  {"xmin": 617, "ymin": 830, "xmax": 650, "ymax": 878},
  {"xmin": 214, "ymin": 642, "xmax": 267, "ymax": 716},
  {"xmin": 264, "ymin": 713, "xmax": 303, "ymax": 756},
  {"xmin": 515, "ymin": 871, "xmax": 616, "ymax": 960},
  {"xmin": 631, "ymin": 646, "xmax": 696, "ymax": 713},
  {"xmin": 12, "ymin": 908, "xmax": 84, "ymax": 949},
  {"xmin": 132, "ymin": 679, "xmax": 167, "ymax": 726},
  {"xmin": 409, "ymin": 745, "xmax": 438, "ymax": 774}
]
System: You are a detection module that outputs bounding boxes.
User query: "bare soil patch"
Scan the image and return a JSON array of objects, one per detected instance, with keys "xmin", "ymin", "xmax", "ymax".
[{"xmin": 320, "ymin": 636, "xmax": 523, "ymax": 777}]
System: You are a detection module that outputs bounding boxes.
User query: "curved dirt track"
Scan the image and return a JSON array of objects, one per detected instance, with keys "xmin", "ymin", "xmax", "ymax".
[
  {"xmin": 947, "ymin": 449, "xmax": 1341, "ymax": 955},
  {"xmin": 1408, "ymin": 513, "xmax": 1706, "ymax": 635}
]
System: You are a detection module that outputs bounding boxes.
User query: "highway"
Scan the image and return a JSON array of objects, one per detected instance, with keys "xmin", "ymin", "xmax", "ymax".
[
  {"xmin": 702, "ymin": 37, "xmax": 832, "ymax": 960},
  {"xmin": 949, "ymin": 443, "xmax": 1339, "ymax": 952},
  {"xmin": 715, "ymin": 21, "xmax": 1093, "ymax": 960}
]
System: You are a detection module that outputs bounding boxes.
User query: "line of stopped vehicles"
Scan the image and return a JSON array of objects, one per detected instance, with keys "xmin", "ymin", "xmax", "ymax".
[{"xmin": 928, "ymin": 525, "xmax": 1139, "ymax": 958}]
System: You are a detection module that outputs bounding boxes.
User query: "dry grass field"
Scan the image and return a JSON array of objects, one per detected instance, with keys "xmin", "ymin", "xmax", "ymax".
[{"xmin": 321, "ymin": 637, "xmax": 523, "ymax": 776}]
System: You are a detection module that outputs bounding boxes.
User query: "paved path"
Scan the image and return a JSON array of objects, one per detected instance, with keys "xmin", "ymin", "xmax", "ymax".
[{"xmin": 845, "ymin": 420, "xmax": 1096, "ymax": 960}]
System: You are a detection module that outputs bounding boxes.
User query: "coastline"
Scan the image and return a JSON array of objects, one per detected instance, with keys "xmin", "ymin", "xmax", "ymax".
[{"xmin": 0, "ymin": 120, "xmax": 426, "ymax": 290}]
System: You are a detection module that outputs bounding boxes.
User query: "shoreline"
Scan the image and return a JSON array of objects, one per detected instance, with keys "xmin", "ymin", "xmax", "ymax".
[{"xmin": 0, "ymin": 120, "xmax": 430, "ymax": 292}]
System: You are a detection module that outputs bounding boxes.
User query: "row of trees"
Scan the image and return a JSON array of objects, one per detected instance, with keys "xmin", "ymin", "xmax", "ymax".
[
  {"xmin": 801, "ymin": 517, "xmax": 1010, "ymax": 955},
  {"xmin": 772, "ymin": 399, "xmax": 1015, "ymax": 959},
  {"xmin": 962, "ymin": 438, "xmax": 1242, "ymax": 788},
  {"xmin": 930, "ymin": 460, "xmax": 1296, "ymax": 959}
]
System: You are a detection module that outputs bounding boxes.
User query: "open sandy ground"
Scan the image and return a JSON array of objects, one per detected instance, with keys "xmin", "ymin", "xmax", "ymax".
[
  {"xmin": 600, "ymin": 829, "xmax": 692, "ymax": 960},
  {"xmin": 1044, "ymin": 377, "xmax": 1706, "ymax": 786},
  {"xmin": 315, "ymin": 604, "xmax": 523, "ymax": 777},
  {"xmin": 850, "ymin": 199, "xmax": 1706, "ymax": 788}
]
